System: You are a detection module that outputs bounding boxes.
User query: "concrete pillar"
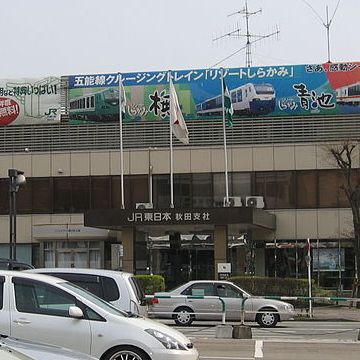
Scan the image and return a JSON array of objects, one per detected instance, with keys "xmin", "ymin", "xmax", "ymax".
[
  {"xmin": 122, "ymin": 227, "xmax": 135, "ymax": 273},
  {"xmin": 214, "ymin": 225, "xmax": 228, "ymax": 280}
]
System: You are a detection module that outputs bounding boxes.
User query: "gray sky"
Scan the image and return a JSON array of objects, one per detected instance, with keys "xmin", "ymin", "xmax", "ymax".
[{"xmin": 1, "ymin": 0, "xmax": 359, "ymax": 78}]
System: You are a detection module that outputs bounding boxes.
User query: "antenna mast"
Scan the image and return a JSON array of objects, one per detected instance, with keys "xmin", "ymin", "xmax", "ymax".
[
  {"xmin": 213, "ymin": 0, "xmax": 279, "ymax": 67},
  {"xmin": 302, "ymin": 0, "xmax": 341, "ymax": 63}
]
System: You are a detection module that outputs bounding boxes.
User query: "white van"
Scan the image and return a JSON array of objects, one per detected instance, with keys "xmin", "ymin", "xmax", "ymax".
[
  {"xmin": 0, "ymin": 271, "xmax": 198, "ymax": 360},
  {"xmin": 27, "ymin": 268, "xmax": 147, "ymax": 316}
]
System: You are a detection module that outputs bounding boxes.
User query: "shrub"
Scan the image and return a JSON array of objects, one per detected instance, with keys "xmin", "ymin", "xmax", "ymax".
[{"xmin": 134, "ymin": 274, "xmax": 165, "ymax": 295}]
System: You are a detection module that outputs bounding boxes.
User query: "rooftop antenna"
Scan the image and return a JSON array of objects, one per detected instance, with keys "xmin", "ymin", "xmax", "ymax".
[
  {"xmin": 213, "ymin": 0, "xmax": 279, "ymax": 67},
  {"xmin": 302, "ymin": 0, "xmax": 341, "ymax": 63}
]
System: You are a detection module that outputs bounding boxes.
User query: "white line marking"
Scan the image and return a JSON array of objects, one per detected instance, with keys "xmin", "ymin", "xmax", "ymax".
[{"xmin": 254, "ymin": 340, "xmax": 263, "ymax": 358}]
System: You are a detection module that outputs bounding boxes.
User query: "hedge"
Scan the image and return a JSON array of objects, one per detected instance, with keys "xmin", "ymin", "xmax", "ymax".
[
  {"xmin": 134, "ymin": 274, "xmax": 165, "ymax": 295},
  {"xmin": 228, "ymin": 276, "xmax": 335, "ymax": 298}
]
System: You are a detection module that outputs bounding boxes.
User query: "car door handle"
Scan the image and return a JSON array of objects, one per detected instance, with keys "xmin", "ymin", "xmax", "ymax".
[{"xmin": 13, "ymin": 319, "xmax": 31, "ymax": 325}]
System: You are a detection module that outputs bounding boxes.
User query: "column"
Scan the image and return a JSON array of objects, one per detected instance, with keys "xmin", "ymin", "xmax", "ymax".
[
  {"xmin": 122, "ymin": 227, "xmax": 135, "ymax": 273},
  {"xmin": 214, "ymin": 225, "xmax": 228, "ymax": 280}
]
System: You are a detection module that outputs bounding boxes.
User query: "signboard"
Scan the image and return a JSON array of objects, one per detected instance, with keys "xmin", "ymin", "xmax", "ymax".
[
  {"xmin": 67, "ymin": 62, "xmax": 360, "ymax": 124},
  {"xmin": 312, "ymin": 248, "xmax": 345, "ymax": 271},
  {"xmin": 0, "ymin": 77, "xmax": 61, "ymax": 126}
]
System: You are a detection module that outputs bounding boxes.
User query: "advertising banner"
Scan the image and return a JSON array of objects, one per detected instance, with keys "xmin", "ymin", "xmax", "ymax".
[
  {"xmin": 312, "ymin": 248, "xmax": 345, "ymax": 272},
  {"xmin": 0, "ymin": 76, "xmax": 61, "ymax": 126},
  {"xmin": 68, "ymin": 62, "xmax": 360, "ymax": 124}
]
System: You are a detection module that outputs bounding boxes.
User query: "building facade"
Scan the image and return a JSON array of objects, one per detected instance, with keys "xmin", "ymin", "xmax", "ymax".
[{"xmin": 1, "ymin": 63, "xmax": 360, "ymax": 290}]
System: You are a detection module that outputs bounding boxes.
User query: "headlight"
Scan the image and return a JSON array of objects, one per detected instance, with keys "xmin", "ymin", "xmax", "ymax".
[
  {"xmin": 145, "ymin": 329, "xmax": 187, "ymax": 350},
  {"xmin": 284, "ymin": 304, "xmax": 294, "ymax": 311}
]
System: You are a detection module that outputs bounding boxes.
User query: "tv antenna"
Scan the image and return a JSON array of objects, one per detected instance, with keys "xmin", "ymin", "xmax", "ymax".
[
  {"xmin": 213, "ymin": 0, "xmax": 279, "ymax": 68},
  {"xmin": 302, "ymin": 0, "xmax": 341, "ymax": 63}
]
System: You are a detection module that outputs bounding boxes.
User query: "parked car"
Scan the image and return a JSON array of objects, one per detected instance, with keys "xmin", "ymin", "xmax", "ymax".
[
  {"xmin": 27, "ymin": 268, "xmax": 147, "ymax": 316},
  {"xmin": 0, "ymin": 258, "xmax": 34, "ymax": 271},
  {"xmin": 0, "ymin": 336, "xmax": 97, "ymax": 360},
  {"xmin": 0, "ymin": 271, "xmax": 198, "ymax": 360},
  {"xmin": 149, "ymin": 280, "xmax": 295, "ymax": 327}
]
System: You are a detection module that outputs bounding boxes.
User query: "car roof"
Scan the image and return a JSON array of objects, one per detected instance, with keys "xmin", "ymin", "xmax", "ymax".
[
  {"xmin": 27, "ymin": 268, "xmax": 134, "ymax": 278},
  {"xmin": 0, "ymin": 270, "xmax": 67, "ymax": 285}
]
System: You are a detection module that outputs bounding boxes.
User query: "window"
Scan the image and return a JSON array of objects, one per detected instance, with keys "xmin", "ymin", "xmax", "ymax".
[
  {"xmin": 14, "ymin": 278, "xmax": 76, "ymax": 317},
  {"xmin": 0, "ymin": 277, "xmax": 4, "ymax": 309},
  {"xmin": 91, "ymin": 177, "xmax": 111, "ymax": 209},
  {"xmin": 182, "ymin": 283, "xmax": 215, "ymax": 296},
  {"xmin": 215, "ymin": 284, "xmax": 243, "ymax": 298},
  {"xmin": 32, "ymin": 178, "xmax": 52, "ymax": 213},
  {"xmin": 296, "ymin": 171, "xmax": 317, "ymax": 208},
  {"xmin": 192, "ymin": 173, "xmax": 212, "ymax": 207}
]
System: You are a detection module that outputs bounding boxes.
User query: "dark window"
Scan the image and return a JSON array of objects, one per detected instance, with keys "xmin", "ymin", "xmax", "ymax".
[
  {"xmin": 13, "ymin": 278, "xmax": 76, "ymax": 317},
  {"xmin": 32, "ymin": 178, "xmax": 52, "ymax": 213},
  {"xmin": 91, "ymin": 177, "xmax": 111, "ymax": 209},
  {"xmin": 296, "ymin": 171, "xmax": 317, "ymax": 208},
  {"xmin": 153, "ymin": 175, "xmax": 170, "ymax": 208},
  {"xmin": 0, "ymin": 276, "xmax": 4, "ymax": 309},
  {"xmin": 129, "ymin": 277, "xmax": 145, "ymax": 304},
  {"xmin": 0, "ymin": 178, "xmax": 9, "ymax": 214},
  {"xmin": 192, "ymin": 173, "xmax": 212, "ymax": 207},
  {"xmin": 318, "ymin": 170, "xmax": 343, "ymax": 208},
  {"xmin": 102, "ymin": 276, "xmax": 120, "ymax": 302},
  {"xmin": 174, "ymin": 174, "xmax": 191, "ymax": 208},
  {"xmin": 71, "ymin": 177, "xmax": 90, "ymax": 212},
  {"xmin": 17, "ymin": 178, "xmax": 32, "ymax": 213},
  {"xmin": 255, "ymin": 171, "xmax": 295, "ymax": 209},
  {"xmin": 215, "ymin": 283, "xmax": 243, "ymax": 298},
  {"xmin": 54, "ymin": 177, "xmax": 72, "ymax": 212}
]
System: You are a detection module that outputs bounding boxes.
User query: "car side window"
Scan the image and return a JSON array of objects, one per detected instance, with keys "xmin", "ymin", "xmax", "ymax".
[
  {"xmin": 216, "ymin": 284, "xmax": 243, "ymax": 298},
  {"xmin": 182, "ymin": 283, "xmax": 215, "ymax": 296},
  {"xmin": 13, "ymin": 277, "xmax": 77, "ymax": 317}
]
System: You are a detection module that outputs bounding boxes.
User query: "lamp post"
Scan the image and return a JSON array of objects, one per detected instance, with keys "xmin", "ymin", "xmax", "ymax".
[{"xmin": 8, "ymin": 169, "xmax": 26, "ymax": 260}]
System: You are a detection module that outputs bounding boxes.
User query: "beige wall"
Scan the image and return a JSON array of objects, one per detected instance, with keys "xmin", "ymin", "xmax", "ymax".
[{"xmin": 0, "ymin": 142, "xmax": 357, "ymax": 244}]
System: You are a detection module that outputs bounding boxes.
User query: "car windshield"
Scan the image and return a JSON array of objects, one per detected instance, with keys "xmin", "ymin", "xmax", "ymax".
[{"xmin": 61, "ymin": 281, "xmax": 130, "ymax": 317}]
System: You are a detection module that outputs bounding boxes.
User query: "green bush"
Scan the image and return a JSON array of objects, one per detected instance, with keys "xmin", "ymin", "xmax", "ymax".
[
  {"xmin": 228, "ymin": 276, "xmax": 309, "ymax": 297},
  {"xmin": 134, "ymin": 274, "xmax": 165, "ymax": 295}
]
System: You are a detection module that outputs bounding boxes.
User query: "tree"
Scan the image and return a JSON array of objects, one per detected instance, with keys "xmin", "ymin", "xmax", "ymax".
[{"xmin": 326, "ymin": 141, "xmax": 360, "ymax": 298}]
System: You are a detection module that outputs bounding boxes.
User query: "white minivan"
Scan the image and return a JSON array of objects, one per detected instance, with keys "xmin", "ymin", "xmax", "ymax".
[
  {"xmin": 0, "ymin": 271, "xmax": 198, "ymax": 360},
  {"xmin": 27, "ymin": 268, "xmax": 148, "ymax": 316}
]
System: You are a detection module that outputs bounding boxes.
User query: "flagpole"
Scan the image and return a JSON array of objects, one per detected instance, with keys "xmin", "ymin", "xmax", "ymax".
[
  {"xmin": 169, "ymin": 71, "xmax": 174, "ymax": 208},
  {"xmin": 118, "ymin": 73, "xmax": 125, "ymax": 209},
  {"xmin": 221, "ymin": 68, "xmax": 230, "ymax": 206}
]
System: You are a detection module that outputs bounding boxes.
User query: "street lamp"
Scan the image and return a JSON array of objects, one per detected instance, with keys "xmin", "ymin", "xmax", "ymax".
[{"xmin": 8, "ymin": 169, "xmax": 26, "ymax": 260}]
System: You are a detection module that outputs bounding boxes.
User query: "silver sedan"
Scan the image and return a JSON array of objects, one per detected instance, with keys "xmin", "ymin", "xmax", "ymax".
[{"xmin": 149, "ymin": 280, "xmax": 294, "ymax": 327}]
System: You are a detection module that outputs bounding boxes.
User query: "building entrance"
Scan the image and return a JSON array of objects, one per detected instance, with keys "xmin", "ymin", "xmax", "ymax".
[{"xmin": 145, "ymin": 233, "xmax": 214, "ymax": 288}]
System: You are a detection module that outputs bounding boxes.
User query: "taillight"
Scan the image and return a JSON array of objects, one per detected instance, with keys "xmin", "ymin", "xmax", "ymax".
[{"xmin": 151, "ymin": 298, "xmax": 159, "ymax": 304}]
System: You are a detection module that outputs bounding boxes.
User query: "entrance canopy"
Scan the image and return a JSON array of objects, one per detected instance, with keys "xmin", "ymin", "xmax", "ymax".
[{"xmin": 84, "ymin": 207, "xmax": 276, "ymax": 236}]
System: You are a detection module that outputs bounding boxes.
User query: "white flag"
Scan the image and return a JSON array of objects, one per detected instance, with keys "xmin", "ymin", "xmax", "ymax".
[{"xmin": 170, "ymin": 80, "xmax": 189, "ymax": 145}]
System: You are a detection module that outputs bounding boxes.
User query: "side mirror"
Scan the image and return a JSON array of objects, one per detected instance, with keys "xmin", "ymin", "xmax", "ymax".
[{"xmin": 69, "ymin": 306, "xmax": 84, "ymax": 319}]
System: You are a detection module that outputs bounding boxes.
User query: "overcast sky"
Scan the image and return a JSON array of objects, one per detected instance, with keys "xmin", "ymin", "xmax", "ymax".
[{"xmin": 1, "ymin": 0, "xmax": 359, "ymax": 78}]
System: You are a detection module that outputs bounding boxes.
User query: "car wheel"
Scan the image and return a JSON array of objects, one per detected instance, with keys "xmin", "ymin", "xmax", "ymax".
[
  {"xmin": 103, "ymin": 346, "xmax": 149, "ymax": 360},
  {"xmin": 173, "ymin": 306, "xmax": 194, "ymax": 326},
  {"xmin": 256, "ymin": 308, "xmax": 279, "ymax": 327}
]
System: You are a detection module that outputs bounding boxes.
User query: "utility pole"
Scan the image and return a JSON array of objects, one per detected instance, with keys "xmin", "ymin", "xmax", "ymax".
[{"xmin": 213, "ymin": 0, "xmax": 279, "ymax": 68}]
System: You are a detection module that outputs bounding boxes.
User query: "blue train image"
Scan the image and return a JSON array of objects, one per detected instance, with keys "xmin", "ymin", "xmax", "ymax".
[{"xmin": 196, "ymin": 83, "xmax": 276, "ymax": 116}]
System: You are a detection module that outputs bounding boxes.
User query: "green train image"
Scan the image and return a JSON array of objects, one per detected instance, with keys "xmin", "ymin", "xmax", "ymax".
[{"xmin": 69, "ymin": 88, "xmax": 120, "ymax": 122}]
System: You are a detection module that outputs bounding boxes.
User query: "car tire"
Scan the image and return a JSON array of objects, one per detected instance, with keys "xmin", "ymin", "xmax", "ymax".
[
  {"xmin": 256, "ymin": 307, "xmax": 279, "ymax": 327},
  {"xmin": 173, "ymin": 306, "xmax": 194, "ymax": 326},
  {"xmin": 103, "ymin": 346, "xmax": 150, "ymax": 360}
]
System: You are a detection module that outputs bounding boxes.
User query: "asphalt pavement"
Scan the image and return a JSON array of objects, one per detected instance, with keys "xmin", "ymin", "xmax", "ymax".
[{"xmin": 297, "ymin": 305, "xmax": 360, "ymax": 322}]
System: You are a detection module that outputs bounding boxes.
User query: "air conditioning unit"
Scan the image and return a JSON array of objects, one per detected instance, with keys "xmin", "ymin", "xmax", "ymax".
[
  {"xmin": 136, "ymin": 202, "xmax": 153, "ymax": 209},
  {"xmin": 245, "ymin": 196, "xmax": 265, "ymax": 209},
  {"xmin": 223, "ymin": 196, "xmax": 242, "ymax": 207}
]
